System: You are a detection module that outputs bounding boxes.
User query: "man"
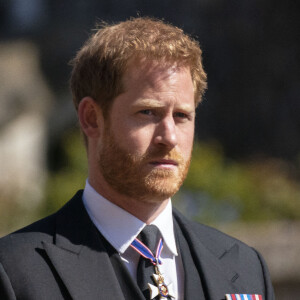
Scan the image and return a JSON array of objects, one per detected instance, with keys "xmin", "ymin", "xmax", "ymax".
[{"xmin": 0, "ymin": 17, "xmax": 274, "ymax": 300}]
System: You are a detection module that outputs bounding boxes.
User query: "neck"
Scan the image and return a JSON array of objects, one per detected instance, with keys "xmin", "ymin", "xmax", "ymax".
[{"xmin": 88, "ymin": 176, "xmax": 170, "ymax": 224}]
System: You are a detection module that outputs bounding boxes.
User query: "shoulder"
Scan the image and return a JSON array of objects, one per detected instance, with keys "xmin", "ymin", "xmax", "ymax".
[
  {"xmin": 0, "ymin": 190, "xmax": 83, "ymax": 259},
  {"xmin": 173, "ymin": 208, "xmax": 266, "ymax": 267},
  {"xmin": 0, "ymin": 212, "xmax": 56, "ymax": 261},
  {"xmin": 173, "ymin": 208, "xmax": 248, "ymax": 247},
  {"xmin": 0, "ymin": 211, "xmax": 58, "ymax": 298}
]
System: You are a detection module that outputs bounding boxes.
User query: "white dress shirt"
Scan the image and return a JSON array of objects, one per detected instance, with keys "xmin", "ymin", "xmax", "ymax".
[{"xmin": 82, "ymin": 180, "xmax": 184, "ymax": 299}]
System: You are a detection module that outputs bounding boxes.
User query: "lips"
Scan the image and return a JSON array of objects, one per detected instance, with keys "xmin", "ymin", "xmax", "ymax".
[{"xmin": 149, "ymin": 159, "xmax": 178, "ymax": 167}]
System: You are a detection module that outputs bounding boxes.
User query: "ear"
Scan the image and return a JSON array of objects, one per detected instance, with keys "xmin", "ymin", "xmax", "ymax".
[{"xmin": 78, "ymin": 97, "xmax": 104, "ymax": 139}]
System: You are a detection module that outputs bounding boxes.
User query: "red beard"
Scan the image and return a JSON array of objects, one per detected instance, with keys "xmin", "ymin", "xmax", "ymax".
[{"xmin": 98, "ymin": 128, "xmax": 191, "ymax": 203}]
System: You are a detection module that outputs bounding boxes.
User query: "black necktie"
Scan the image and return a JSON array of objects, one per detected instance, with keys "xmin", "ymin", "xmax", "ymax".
[{"xmin": 137, "ymin": 225, "xmax": 160, "ymax": 299}]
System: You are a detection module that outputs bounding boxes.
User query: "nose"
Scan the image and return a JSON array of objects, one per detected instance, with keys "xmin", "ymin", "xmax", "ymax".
[{"xmin": 153, "ymin": 116, "xmax": 178, "ymax": 149}]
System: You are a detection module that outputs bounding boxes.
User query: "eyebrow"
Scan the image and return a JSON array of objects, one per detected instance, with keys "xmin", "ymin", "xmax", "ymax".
[
  {"xmin": 133, "ymin": 99, "xmax": 164, "ymax": 108},
  {"xmin": 133, "ymin": 98, "xmax": 195, "ymax": 112}
]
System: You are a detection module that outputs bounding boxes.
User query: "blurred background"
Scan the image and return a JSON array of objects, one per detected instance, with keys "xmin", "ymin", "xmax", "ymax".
[{"xmin": 0, "ymin": 0, "xmax": 299, "ymax": 298}]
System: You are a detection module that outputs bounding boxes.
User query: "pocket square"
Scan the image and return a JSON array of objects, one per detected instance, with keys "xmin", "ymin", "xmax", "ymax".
[{"xmin": 226, "ymin": 294, "xmax": 262, "ymax": 300}]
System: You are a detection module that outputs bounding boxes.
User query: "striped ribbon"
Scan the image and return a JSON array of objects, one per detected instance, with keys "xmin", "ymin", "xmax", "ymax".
[
  {"xmin": 225, "ymin": 294, "xmax": 263, "ymax": 300},
  {"xmin": 131, "ymin": 237, "xmax": 163, "ymax": 265}
]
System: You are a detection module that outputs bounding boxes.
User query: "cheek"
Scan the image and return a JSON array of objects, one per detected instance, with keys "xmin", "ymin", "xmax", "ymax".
[
  {"xmin": 182, "ymin": 139, "xmax": 194, "ymax": 158},
  {"xmin": 113, "ymin": 125, "xmax": 155, "ymax": 154},
  {"xmin": 178, "ymin": 128, "xmax": 194, "ymax": 157}
]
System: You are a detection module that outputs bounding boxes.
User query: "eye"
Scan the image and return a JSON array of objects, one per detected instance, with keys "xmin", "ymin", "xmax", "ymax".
[
  {"xmin": 173, "ymin": 111, "xmax": 194, "ymax": 123},
  {"xmin": 174, "ymin": 112, "xmax": 188, "ymax": 119},
  {"xmin": 139, "ymin": 109, "xmax": 153, "ymax": 116}
]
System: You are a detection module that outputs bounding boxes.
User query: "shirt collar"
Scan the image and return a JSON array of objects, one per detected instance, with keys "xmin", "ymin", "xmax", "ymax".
[{"xmin": 82, "ymin": 180, "xmax": 178, "ymax": 256}]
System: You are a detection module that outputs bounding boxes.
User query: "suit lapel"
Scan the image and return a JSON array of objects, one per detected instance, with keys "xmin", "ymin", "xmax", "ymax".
[
  {"xmin": 173, "ymin": 210, "xmax": 244, "ymax": 300},
  {"xmin": 173, "ymin": 218, "xmax": 206, "ymax": 300},
  {"xmin": 108, "ymin": 243, "xmax": 145, "ymax": 300},
  {"xmin": 43, "ymin": 191, "xmax": 125, "ymax": 300}
]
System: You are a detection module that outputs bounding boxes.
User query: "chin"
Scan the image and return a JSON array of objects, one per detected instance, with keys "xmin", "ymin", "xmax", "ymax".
[{"xmin": 139, "ymin": 179, "xmax": 182, "ymax": 203}]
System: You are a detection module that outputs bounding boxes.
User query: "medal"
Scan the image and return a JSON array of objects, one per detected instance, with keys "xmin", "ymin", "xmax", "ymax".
[
  {"xmin": 131, "ymin": 237, "xmax": 175, "ymax": 299},
  {"xmin": 148, "ymin": 264, "xmax": 175, "ymax": 299}
]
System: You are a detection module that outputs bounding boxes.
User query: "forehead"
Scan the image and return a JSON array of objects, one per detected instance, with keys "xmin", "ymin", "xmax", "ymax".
[{"xmin": 122, "ymin": 59, "xmax": 193, "ymax": 94}]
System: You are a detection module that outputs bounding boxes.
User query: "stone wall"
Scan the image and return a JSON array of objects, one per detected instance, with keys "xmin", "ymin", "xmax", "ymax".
[{"xmin": 0, "ymin": 42, "xmax": 53, "ymax": 230}]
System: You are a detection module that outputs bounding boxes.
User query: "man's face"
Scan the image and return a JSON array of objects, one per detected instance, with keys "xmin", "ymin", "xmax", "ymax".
[{"xmin": 97, "ymin": 61, "xmax": 195, "ymax": 203}]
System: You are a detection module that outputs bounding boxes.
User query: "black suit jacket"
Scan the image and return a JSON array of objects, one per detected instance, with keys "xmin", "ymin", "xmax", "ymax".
[{"xmin": 0, "ymin": 191, "xmax": 274, "ymax": 299}]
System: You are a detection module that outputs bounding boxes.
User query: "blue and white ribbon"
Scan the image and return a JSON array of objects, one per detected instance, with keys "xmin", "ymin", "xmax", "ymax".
[{"xmin": 131, "ymin": 237, "xmax": 163, "ymax": 265}]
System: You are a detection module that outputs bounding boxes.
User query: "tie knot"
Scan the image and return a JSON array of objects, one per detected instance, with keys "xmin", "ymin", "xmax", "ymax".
[{"xmin": 139, "ymin": 225, "xmax": 160, "ymax": 254}]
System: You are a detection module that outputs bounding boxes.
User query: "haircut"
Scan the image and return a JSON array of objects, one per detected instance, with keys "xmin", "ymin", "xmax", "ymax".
[{"xmin": 70, "ymin": 17, "xmax": 207, "ymax": 115}]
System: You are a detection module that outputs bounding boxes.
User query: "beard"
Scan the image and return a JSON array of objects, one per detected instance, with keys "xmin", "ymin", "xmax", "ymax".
[{"xmin": 97, "ymin": 128, "xmax": 191, "ymax": 203}]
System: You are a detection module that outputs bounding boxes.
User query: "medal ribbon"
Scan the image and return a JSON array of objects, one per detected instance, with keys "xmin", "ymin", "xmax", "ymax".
[{"xmin": 130, "ymin": 237, "xmax": 163, "ymax": 265}]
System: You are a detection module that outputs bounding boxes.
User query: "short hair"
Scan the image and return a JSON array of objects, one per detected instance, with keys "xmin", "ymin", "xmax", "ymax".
[{"xmin": 70, "ymin": 17, "xmax": 207, "ymax": 114}]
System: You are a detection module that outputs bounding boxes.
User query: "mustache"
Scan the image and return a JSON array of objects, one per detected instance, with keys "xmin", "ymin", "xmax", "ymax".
[{"xmin": 141, "ymin": 148, "xmax": 185, "ymax": 164}]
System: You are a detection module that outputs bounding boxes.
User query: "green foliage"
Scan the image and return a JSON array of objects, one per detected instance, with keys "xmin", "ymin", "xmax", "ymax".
[
  {"xmin": 180, "ymin": 142, "xmax": 300, "ymax": 223},
  {"xmin": 42, "ymin": 129, "xmax": 87, "ymax": 215},
  {"xmin": 0, "ymin": 195, "xmax": 32, "ymax": 235}
]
